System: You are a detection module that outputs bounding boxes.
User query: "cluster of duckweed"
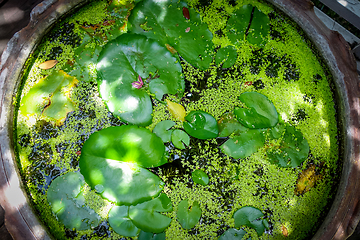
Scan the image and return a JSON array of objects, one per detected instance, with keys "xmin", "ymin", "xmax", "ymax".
[{"xmin": 14, "ymin": 0, "xmax": 340, "ymax": 239}]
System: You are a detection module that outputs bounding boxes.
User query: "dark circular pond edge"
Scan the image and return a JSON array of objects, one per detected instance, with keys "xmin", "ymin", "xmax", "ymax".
[{"xmin": 0, "ymin": 0, "xmax": 359, "ymax": 239}]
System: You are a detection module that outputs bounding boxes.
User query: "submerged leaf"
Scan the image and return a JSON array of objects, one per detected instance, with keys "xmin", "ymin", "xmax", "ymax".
[
  {"xmin": 79, "ymin": 125, "xmax": 166, "ymax": 205},
  {"xmin": 177, "ymin": 199, "xmax": 202, "ymax": 229},
  {"xmin": 39, "ymin": 60, "xmax": 58, "ymax": 69},
  {"xmin": 295, "ymin": 163, "xmax": 322, "ymax": 195},
  {"xmin": 108, "ymin": 205, "xmax": 139, "ymax": 237},
  {"xmin": 139, "ymin": 231, "xmax": 166, "ymax": 240},
  {"xmin": 129, "ymin": 193, "xmax": 173, "ymax": 233},
  {"xmin": 215, "ymin": 46, "xmax": 237, "ymax": 68},
  {"xmin": 183, "ymin": 110, "xmax": 219, "ymax": 139},
  {"xmin": 20, "ymin": 70, "xmax": 78, "ymax": 123},
  {"xmin": 47, "ymin": 172, "xmax": 100, "ymax": 230},
  {"xmin": 166, "ymin": 99, "xmax": 186, "ymax": 122},
  {"xmin": 233, "ymin": 206, "xmax": 268, "ymax": 236},
  {"xmin": 218, "ymin": 112, "xmax": 247, "ymax": 137},
  {"xmin": 219, "ymin": 228, "xmax": 247, "ymax": 240}
]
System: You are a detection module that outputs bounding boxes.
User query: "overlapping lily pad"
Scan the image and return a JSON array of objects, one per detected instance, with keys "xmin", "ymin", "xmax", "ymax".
[
  {"xmin": 219, "ymin": 228, "xmax": 248, "ymax": 240},
  {"xmin": 108, "ymin": 205, "xmax": 139, "ymax": 237},
  {"xmin": 183, "ymin": 110, "xmax": 219, "ymax": 139},
  {"xmin": 47, "ymin": 172, "xmax": 100, "ymax": 230},
  {"xmin": 233, "ymin": 206, "xmax": 269, "ymax": 236},
  {"xmin": 128, "ymin": 0, "xmax": 214, "ymax": 70},
  {"xmin": 97, "ymin": 33, "xmax": 184, "ymax": 125},
  {"xmin": 153, "ymin": 120, "xmax": 176, "ymax": 142},
  {"xmin": 215, "ymin": 46, "xmax": 238, "ymax": 68},
  {"xmin": 176, "ymin": 199, "xmax": 202, "ymax": 229},
  {"xmin": 79, "ymin": 125, "xmax": 166, "ymax": 205}
]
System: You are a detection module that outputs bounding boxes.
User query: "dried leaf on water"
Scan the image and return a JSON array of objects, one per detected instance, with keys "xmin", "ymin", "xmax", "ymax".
[
  {"xmin": 38, "ymin": 60, "xmax": 58, "ymax": 69},
  {"xmin": 166, "ymin": 99, "xmax": 186, "ymax": 122}
]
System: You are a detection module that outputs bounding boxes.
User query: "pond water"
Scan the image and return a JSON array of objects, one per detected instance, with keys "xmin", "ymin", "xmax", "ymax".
[{"xmin": 14, "ymin": 0, "xmax": 341, "ymax": 239}]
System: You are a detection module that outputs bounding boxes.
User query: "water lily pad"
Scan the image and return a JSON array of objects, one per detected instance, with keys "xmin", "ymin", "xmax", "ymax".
[
  {"xmin": 218, "ymin": 112, "xmax": 248, "ymax": 137},
  {"xmin": 183, "ymin": 110, "xmax": 219, "ymax": 139},
  {"xmin": 215, "ymin": 46, "xmax": 237, "ymax": 68},
  {"xmin": 220, "ymin": 129, "xmax": 265, "ymax": 159},
  {"xmin": 233, "ymin": 206, "xmax": 268, "ymax": 236},
  {"xmin": 129, "ymin": 193, "xmax": 173, "ymax": 233},
  {"xmin": 97, "ymin": 34, "xmax": 183, "ymax": 125},
  {"xmin": 176, "ymin": 199, "xmax": 202, "ymax": 229},
  {"xmin": 153, "ymin": 120, "xmax": 176, "ymax": 142},
  {"xmin": 20, "ymin": 70, "xmax": 78, "ymax": 123},
  {"xmin": 79, "ymin": 125, "xmax": 166, "ymax": 205},
  {"xmin": 108, "ymin": 205, "xmax": 139, "ymax": 237},
  {"xmin": 226, "ymin": 5, "xmax": 269, "ymax": 47},
  {"xmin": 139, "ymin": 231, "xmax": 166, "ymax": 240},
  {"xmin": 47, "ymin": 172, "xmax": 100, "ymax": 230},
  {"xmin": 191, "ymin": 169, "xmax": 209, "ymax": 186},
  {"xmin": 171, "ymin": 129, "xmax": 190, "ymax": 149},
  {"xmin": 128, "ymin": 0, "xmax": 214, "ymax": 70},
  {"xmin": 219, "ymin": 228, "xmax": 248, "ymax": 240},
  {"xmin": 234, "ymin": 92, "xmax": 278, "ymax": 129},
  {"xmin": 268, "ymin": 124, "xmax": 309, "ymax": 168}
]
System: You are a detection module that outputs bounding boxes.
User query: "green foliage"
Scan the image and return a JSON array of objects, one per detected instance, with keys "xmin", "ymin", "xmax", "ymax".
[
  {"xmin": 138, "ymin": 231, "xmax": 166, "ymax": 240},
  {"xmin": 47, "ymin": 172, "xmax": 100, "ymax": 230},
  {"xmin": 183, "ymin": 110, "xmax": 219, "ymax": 139},
  {"xmin": 153, "ymin": 120, "xmax": 176, "ymax": 142},
  {"xmin": 220, "ymin": 129, "xmax": 265, "ymax": 159},
  {"xmin": 218, "ymin": 112, "xmax": 247, "ymax": 137},
  {"xmin": 20, "ymin": 70, "xmax": 78, "ymax": 123},
  {"xmin": 234, "ymin": 92, "xmax": 278, "ymax": 129},
  {"xmin": 219, "ymin": 228, "xmax": 248, "ymax": 240},
  {"xmin": 96, "ymin": 33, "xmax": 183, "ymax": 125},
  {"xmin": 79, "ymin": 125, "xmax": 166, "ymax": 205},
  {"xmin": 268, "ymin": 124, "xmax": 309, "ymax": 167},
  {"xmin": 171, "ymin": 129, "xmax": 190, "ymax": 149},
  {"xmin": 215, "ymin": 46, "xmax": 238, "ymax": 68},
  {"xmin": 176, "ymin": 199, "xmax": 202, "ymax": 229},
  {"xmin": 128, "ymin": 0, "xmax": 214, "ymax": 70},
  {"xmin": 108, "ymin": 205, "xmax": 140, "ymax": 237},
  {"xmin": 233, "ymin": 206, "xmax": 268, "ymax": 236},
  {"xmin": 129, "ymin": 193, "xmax": 173, "ymax": 233},
  {"xmin": 191, "ymin": 169, "xmax": 209, "ymax": 186},
  {"xmin": 226, "ymin": 5, "xmax": 270, "ymax": 47}
]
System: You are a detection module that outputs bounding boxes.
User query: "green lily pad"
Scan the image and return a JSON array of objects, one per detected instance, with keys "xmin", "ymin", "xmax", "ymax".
[
  {"xmin": 128, "ymin": 0, "xmax": 214, "ymax": 70},
  {"xmin": 97, "ymin": 33, "xmax": 183, "ymax": 125},
  {"xmin": 20, "ymin": 70, "xmax": 78, "ymax": 123},
  {"xmin": 108, "ymin": 205, "xmax": 139, "ymax": 237},
  {"xmin": 219, "ymin": 228, "xmax": 248, "ymax": 240},
  {"xmin": 226, "ymin": 5, "xmax": 269, "ymax": 47},
  {"xmin": 176, "ymin": 199, "xmax": 202, "ymax": 229},
  {"xmin": 79, "ymin": 125, "xmax": 166, "ymax": 205},
  {"xmin": 218, "ymin": 112, "xmax": 248, "ymax": 137},
  {"xmin": 233, "ymin": 206, "xmax": 268, "ymax": 236},
  {"xmin": 171, "ymin": 129, "xmax": 190, "ymax": 149},
  {"xmin": 138, "ymin": 231, "xmax": 166, "ymax": 240},
  {"xmin": 191, "ymin": 169, "xmax": 209, "ymax": 186},
  {"xmin": 268, "ymin": 124, "xmax": 309, "ymax": 168},
  {"xmin": 153, "ymin": 120, "xmax": 175, "ymax": 142},
  {"xmin": 183, "ymin": 110, "xmax": 219, "ymax": 139},
  {"xmin": 129, "ymin": 193, "xmax": 173, "ymax": 233},
  {"xmin": 220, "ymin": 129, "xmax": 265, "ymax": 159},
  {"xmin": 47, "ymin": 172, "xmax": 100, "ymax": 230},
  {"xmin": 234, "ymin": 92, "xmax": 278, "ymax": 129},
  {"xmin": 215, "ymin": 46, "xmax": 238, "ymax": 68}
]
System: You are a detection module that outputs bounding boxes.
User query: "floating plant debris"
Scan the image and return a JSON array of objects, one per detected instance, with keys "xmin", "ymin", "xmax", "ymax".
[
  {"xmin": 38, "ymin": 59, "xmax": 58, "ymax": 69},
  {"xmin": 15, "ymin": 0, "xmax": 341, "ymax": 239}
]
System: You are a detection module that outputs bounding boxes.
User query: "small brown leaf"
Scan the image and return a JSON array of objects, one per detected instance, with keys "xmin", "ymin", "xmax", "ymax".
[
  {"xmin": 39, "ymin": 60, "xmax": 58, "ymax": 69},
  {"xmin": 166, "ymin": 44, "xmax": 177, "ymax": 54},
  {"xmin": 183, "ymin": 7, "xmax": 190, "ymax": 20},
  {"xmin": 281, "ymin": 224, "xmax": 288, "ymax": 237}
]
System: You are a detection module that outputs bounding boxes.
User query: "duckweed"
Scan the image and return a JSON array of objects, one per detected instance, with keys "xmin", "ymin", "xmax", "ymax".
[{"xmin": 14, "ymin": 0, "xmax": 340, "ymax": 239}]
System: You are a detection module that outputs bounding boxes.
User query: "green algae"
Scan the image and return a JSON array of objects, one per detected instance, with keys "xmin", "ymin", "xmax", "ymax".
[{"xmin": 14, "ymin": 0, "xmax": 341, "ymax": 239}]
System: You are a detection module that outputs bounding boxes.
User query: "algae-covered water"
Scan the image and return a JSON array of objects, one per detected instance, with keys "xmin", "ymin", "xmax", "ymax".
[{"xmin": 14, "ymin": 0, "xmax": 341, "ymax": 239}]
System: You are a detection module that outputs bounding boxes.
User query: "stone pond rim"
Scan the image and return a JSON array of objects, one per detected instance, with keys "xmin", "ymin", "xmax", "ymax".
[{"xmin": 0, "ymin": 0, "xmax": 359, "ymax": 239}]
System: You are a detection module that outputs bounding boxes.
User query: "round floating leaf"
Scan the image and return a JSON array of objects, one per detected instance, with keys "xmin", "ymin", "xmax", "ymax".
[
  {"xmin": 268, "ymin": 124, "xmax": 309, "ymax": 168},
  {"xmin": 47, "ymin": 172, "xmax": 100, "ymax": 230},
  {"xmin": 79, "ymin": 125, "xmax": 166, "ymax": 205},
  {"xmin": 233, "ymin": 206, "xmax": 267, "ymax": 236},
  {"xmin": 191, "ymin": 170, "xmax": 209, "ymax": 186},
  {"xmin": 218, "ymin": 112, "xmax": 248, "ymax": 137},
  {"xmin": 108, "ymin": 205, "xmax": 139, "ymax": 237},
  {"xmin": 97, "ymin": 34, "xmax": 184, "ymax": 125},
  {"xmin": 139, "ymin": 231, "xmax": 166, "ymax": 240},
  {"xmin": 226, "ymin": 4, "xmax": 252, "ymax": 45},
  {"xmin": 215, "ymin": 46, "xmax": 237, "ymax": 68},
  {"xmin": 176, "ymin": 199, "xmax": 202, "ymax": 229},
  {"xmin": 153, "ymin": 120, "xmax": 176, "ymax": 142},
  {"xmin": 220, "ymin": 129, "xmax": 265, "ymax": 159},
  {"xmin": 171, "ymin": 129, "xmax": 190, "ymax": 149},
  {"xmin": 246, "ymin": 7, "xmax": 270, "ymax": 47},
  {"xmin": 234, "ymin": 92, "xmax": 278, "ymax": 129},
  {"xmin": 128, "ymin": 0, "xmax": 214, "ymax": 70},
  {"xmin": 183, "ymin": 110, "xmax": 219, "ymax": 139},
  {"xmin": 219, "ymin": 228, "xmax": 247, "ymax": 240},
  {"xmin": 129, "ymin": 193, "xmax": 173, "ymax": 233}
]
